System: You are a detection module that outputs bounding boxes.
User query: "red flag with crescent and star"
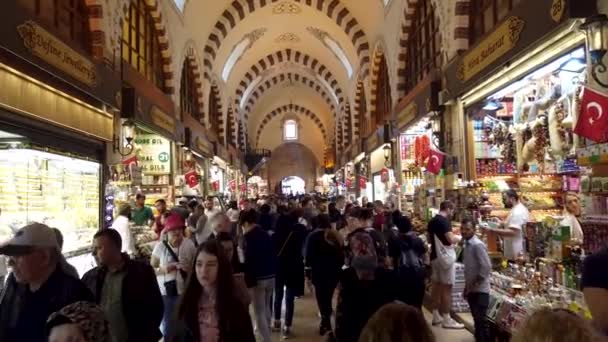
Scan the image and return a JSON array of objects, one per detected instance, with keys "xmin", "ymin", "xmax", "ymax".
[
  {"xmin": 184, "ymin": 170, "xmax": 199, "ymax": 188},
  {"xmin": 121, "ymin": 155, "xmax": 138, "ymax": 169},
  {"xmin": 426, "ymin": 148, "xmax": 444, "ymax": 175},
  {"xmin": 574, "ymin": 86, "xmax": 608, "ymax": 143},
  {"xmin": 359, "ymin": 176, "xmax": 367, "ymax": 189}
]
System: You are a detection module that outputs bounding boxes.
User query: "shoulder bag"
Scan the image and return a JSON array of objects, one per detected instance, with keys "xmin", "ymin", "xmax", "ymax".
[
  {"xmin": 163, "ymin": 241, "xmax": 188, "ymax": 296},
  {"xmin": 433, "ymin": 234, "xmax": 456, "ymax": 270}
]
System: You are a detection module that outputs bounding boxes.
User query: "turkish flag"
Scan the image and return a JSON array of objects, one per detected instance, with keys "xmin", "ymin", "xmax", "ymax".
[
  {"xmin": 426, "ymin": 149, "xmax": 444, "ymax": 175},
  {"xmin": 574, "ymin": 87, "xmax": 608, "ymax": 143},
  {"xmin": 359, "ymin": 176, "xmax": 367, "ymax": 189},
  {"xmin": 211, "ymin": 180, "xmax": 220, "ymax": 191},
  {"xmin": 345, "ymin": 179, "xmax": 352, "ymax": 188},
  {"xmin": 229, "ymin": 179, "xmax": 236, "ymax": 191},
  {"xmin": 121, "ymin": 155, "xmax": 138, "ymax": 169},
  {"xmin": 184, "ymin": 170, "xmax": 199, "ymax": 188}
]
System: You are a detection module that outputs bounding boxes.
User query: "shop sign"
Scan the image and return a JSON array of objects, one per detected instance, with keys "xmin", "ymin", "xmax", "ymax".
[
  {"xmin": 397, "ymin": 102, "xmax": 418, "ymax": 129},
  {"xmin": 457, "ymin": 16, "xmax": 525, "ymax": 82},
  {"xmin": 150, "ymin": 106, "xmax": 176, "ymax": 134},
  {"xmin": 134, "ymin": 134, "xmax": 171, "ymax": 175},
  {"xmin": 17, "ymin": 21, "xmax": 96, "ymax": 86},
  {"xmin": 394, "ymin": 75, "xmax": 439, "ymax": 131}
]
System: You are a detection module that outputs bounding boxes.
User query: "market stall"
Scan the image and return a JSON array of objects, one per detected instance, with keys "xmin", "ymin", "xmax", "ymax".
[{"xmin": 247, "ymin": 175, "xmax": 269, "ymax": 198}]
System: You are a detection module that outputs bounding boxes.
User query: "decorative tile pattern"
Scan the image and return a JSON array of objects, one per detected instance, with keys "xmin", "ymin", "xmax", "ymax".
[
  {"xmin": 275, "ymin": 33, "xmax": 301, "ymax": 43},
  {"xmin": 272, "ymin": 1, "xmax": 302, "ymax": 14}
]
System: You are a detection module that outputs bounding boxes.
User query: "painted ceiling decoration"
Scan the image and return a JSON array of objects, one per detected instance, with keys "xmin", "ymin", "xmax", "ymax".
[
  {"xmin": 307, "ymin": 27, "xmax": 354, "ymax": 78},
  {"xmin": 254, "ymin": 103, "xmax": 328, "ymax": 147},
  {"xmin": 242, "ymin": 72, "xmax": 338, "ymax": 120},
  {"xmin": 202, "ymin": 0, "xmax": 370, "ymax": 81},
  {"xmin": 234, "ymin": 49, "xmax": 345, "ymax": 114},
  {"xmin": 275, "ymin": 33, "xmax": 301, "ymax": 43},
  {"xmin": 221, "ymin": 28, "xmax": 268, "ymax": 81},
  {"xmin": 272, "ymin": 1, "xmax": 302, "ymax": 14}
]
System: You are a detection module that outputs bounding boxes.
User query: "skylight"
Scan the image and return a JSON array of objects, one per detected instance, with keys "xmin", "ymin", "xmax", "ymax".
[
  {"xmin": 284, "ymin": 120, "xmax": 298, "ymax": 140},
  {"xmin": 172, "ymin": 0, "xmax": 186, "ymax": 11},
  {"xmin": 383, "ymin": 0, "xmax": 392, "ymax": 6},
  {"xmin": 240, "ymin": 75, "xmax": 263, "ymax": 109},
  {"xmin": 222, "ymin": 38, "xmax": 251, "ymax": 82},
  {"xmin": 323, "ymin": 36, "xmax": 353, "ymax": 78}
]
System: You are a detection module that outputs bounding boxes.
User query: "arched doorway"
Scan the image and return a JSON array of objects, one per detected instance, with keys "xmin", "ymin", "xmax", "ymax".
[{"xmin": 281, "ymin": 176, "xmax": 306, "ymax": 196}]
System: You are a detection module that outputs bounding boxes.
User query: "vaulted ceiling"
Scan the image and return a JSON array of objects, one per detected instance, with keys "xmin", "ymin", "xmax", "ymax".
[{"xmin": 180, "ymin": 0, "xmax": 387, "ymax": 161}]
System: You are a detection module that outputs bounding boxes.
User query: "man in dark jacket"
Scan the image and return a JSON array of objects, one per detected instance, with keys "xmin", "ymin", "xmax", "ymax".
[
  {"xmin": 0, "ymin": 223, "xmax": 93, "ymax": 342},
  {"xmin": 82, "ymin": 228, "xmax": 163, "ymax": 342},
  {"xmin": 241, "ymin": 209, "xmax": 276, "ymax": 342}
]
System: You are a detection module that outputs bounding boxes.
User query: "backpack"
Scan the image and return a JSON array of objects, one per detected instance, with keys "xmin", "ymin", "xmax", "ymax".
[{"xmin": 397, "ymin": 233, "xmax": 424, "ymax": 272}]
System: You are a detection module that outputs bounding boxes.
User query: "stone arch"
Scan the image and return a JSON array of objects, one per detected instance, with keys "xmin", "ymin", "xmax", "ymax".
[
  {"xmin": 202, "ymin": 0, "xmax": 370, "ymax": 80},
  {"xmin": 369, "ymin": 44, "xmax": 392, "ymax": 131},
  {"xmin": 179, "ymin": 40, "xmax": 205, "ymax": 121},
  {"xmin": 235, "ymin": 49, "xmax": 345, "ymax": 111},
  {"xmin": 396, "ymin": 0, "xmax": 420, "ymax": 97},
  {"xmin": 83, "ymin": 0, "xmax": 105, "ymax": 59},
  {"xmin": 208, "ymin": 83, "xmax": 223, "ymax": 138},
  {"xmin": 254, "ymin": 103, "xmax": 328, "ymax": 147},
  {"xmin": 453, "ymin": 0, "xmax": 471, "ymax": 53},
  {"xmin": 267, "ymin": 142, "xmax": 320, "ymax": 192},
  {"xmin": 243, "ymin": 72, "xmax": 338, "ymax": 120},
  {"xmin": 114, "ymin": 0, "xmax": 175, "ymax": 93}
]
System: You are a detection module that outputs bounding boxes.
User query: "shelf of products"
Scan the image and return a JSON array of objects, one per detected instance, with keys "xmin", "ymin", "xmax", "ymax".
[{"xmin": 0, "ymin": 149, "xmax": 100, "ymax": 253}]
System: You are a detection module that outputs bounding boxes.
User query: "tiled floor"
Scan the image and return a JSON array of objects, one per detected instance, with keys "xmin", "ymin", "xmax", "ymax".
[{"xmin": 268, "ymin": 291, "xmax": 475, "ymax": 342}]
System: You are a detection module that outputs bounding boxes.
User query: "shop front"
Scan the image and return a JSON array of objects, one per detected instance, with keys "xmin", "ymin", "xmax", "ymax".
[
  {"xmin": 0, "ymin": 2, "xmax": 121, "ymax": 275},
  {"xmin": 394, "ymin": 74, "xmax": 442, "ymax": 217},
  {"xmin": 182, "ymin": 121, "xmax": 214, "ymax": 199},
  {"xmin": 367, "ymin": 125, "xmax": 397, "ymax": 203},
  {"xmin": 247, "ymin": 175, "xmax": 269, "ymax": 198},
  {"xmin": 442, "ymin": 0, "xmax": 599, "ymax": 334}
]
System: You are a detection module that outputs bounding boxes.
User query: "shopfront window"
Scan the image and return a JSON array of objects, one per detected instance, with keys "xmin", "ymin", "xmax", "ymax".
[
  {"xmin": 19, "ymin": 0, "xmax": 89, "ymax": 51},
  {"xmin": 404, "ymin": 0, "xmax": 440, "ymax": 93},
  {"xmin": 180, "ymin": 60, "xmax": 203, "ymax": 122},
  {"xmin": 0, "ymin": 148, "xmax": 100, "ymax": 254},
  {"xmin": 121, "ymin": 0, "xmax": 165, "ymax": 91},
  {"xmin": 470, "ymin": 0, "xmax": 523, "ymax": 45}
]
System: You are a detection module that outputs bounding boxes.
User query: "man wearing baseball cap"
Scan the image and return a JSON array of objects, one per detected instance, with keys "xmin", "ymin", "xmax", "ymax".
[{"xmin": 0, "ymin": 223, "xmax": 93, "ymax": 342}]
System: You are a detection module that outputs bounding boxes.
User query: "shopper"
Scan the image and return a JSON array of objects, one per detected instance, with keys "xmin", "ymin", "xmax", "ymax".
[
  {"xmin": 46, "ymin": 301, "xmax": 112, "ymax": 342},
  {"xmin": 482, "ymin": 189, "xmax": 529, "ymax": 260},
  {"xmin": 208, "ymin": 213, "xmax": 232, "ymax": 240},
  {"xmin": 582, "ymin": 246, "xmax": 608, "ymax": 336},
  {"xmin": 82, "ymin": 228, "xmax": 163, "ymax": 342},
  {"xmin": 110, "ymin": 204, "xmax": 136, "ymax": 255},
  {"xmin": 172, "ymin": 197, "xmax": 191, "ymax": 221},
  {"xmin": 168, "ymin": 241, "xmax": 256, "ymax": 342},
  {"xmin": 241, "ymin": 208, "xmax": 276, "ymax": 342},
  {"xmin": 154, "ymin": 199, "xmax": 169, "ymax": 237},
  {"xmin": 0, "ymin": 223, "xmax": 93, "ymax": 342},
  {"xmin": 372, "ymin": 200, "xmax": 385, "ymax": 232},
  {"xmin": 52, "ymin": 227, "xmax": 80, "ymax": 279},
  {"xmin": 150, "ymin": 213, "xmax": 197, "ymax": 336},
  {"xmin": 344, "ymin": 207, "xmax": 388, "ymax": 268},
  {"xmin": 204, "ymin": 196, "xmax": 221, "ymax": 218},
  {"xmin": 216, "ymin": 232, "xmax": 250, "ymax": 306},
  {"xmin": 512, "ymin": 308, "xmax": 602, "ymax": 342},
  {"xmin": 305, "ymin": 213, "xmax": 344, "ymax": 336},
  {"xmin": 272, "ymin": 208, "xmax": 307, "ymax": 339},
  {"xmin": 335, "ymin": 229, "xmax": 398, "ymax": 342},
  {"xmin": 462, "ymin": 217, "xmax": 491, "ymax": 342},
  {"xmin": 390, "ymin": 216, "xmax": 426, "ymax": 310},
  {"xmin": 132, "ymin": 193, "xmax": 154, "ymax": 226},
  {"xmin": 358, "ymin": 302, "xmax": 435, "ymax": 342},
  {"xmin": 428, "ymin": 200, "xmax": 464, "ymax": 329},
  {"xmin": 187, "ymin": 203, "xmax": 204, "ymax": 234},
  {"xmin": 258, "ymin": 204, "xmax": 274, "ymax": 232},
  {"xmin": 226, "ymin": 200, "xmax": 240, "ymax": 236}
]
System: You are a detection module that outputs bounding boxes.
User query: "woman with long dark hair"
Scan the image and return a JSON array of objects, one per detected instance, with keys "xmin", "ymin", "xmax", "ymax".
[{"xmin": 167, "ymin": 241, "xmax": 255, "ymax": 342}]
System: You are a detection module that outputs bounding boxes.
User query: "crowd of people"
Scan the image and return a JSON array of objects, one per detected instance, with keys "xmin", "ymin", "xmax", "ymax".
[{"xmin": 0, "ymin": 193, "xmax": 607, "ymax": 342}]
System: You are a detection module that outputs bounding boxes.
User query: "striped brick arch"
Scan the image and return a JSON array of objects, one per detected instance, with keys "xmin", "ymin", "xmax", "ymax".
[
  {"xmin": 209, "ymin": 84, "xmax": 223, "ymax": 136},
  {"xmin": 254, "ymin": 103, "xmax": 328, "ymax": 147},
  {"xmin": 243, "ymin": 72, "xmax": 338, "ymax": 120},
  {"xmin": 353, "ymin": 80, "xmax": 367, "ymax": 140},
  {"xmin": 221, "ymin": 106, "xmax": 236, "ymax": 146},
  {"xmin": 453, "ymin": 0, "xmax": 471, "ymax": 53},
  {"xmin": 396, "ymin": 0, "xmax": 420, "ymax": 97},
  {"xmin": 202, "ymin": 0, "xmax": 370, "ymax": 80},
  {"xmin": 115, "ymin": 0, "xmax": 175, "ymax": 93},
  {"xmin": 84, "ymin": 0, "xmax": 104, "ymax": 59},
  {"xmin": 182, "ymin": 43, "xmax": 205, "ymax": 119},
  {"xmin": 235, "ymin": 49, "xmax": 345, "ymax": 112},
  {"xmin": 369, "ymin": 48, "xmax": 389, "ymax": 130}
]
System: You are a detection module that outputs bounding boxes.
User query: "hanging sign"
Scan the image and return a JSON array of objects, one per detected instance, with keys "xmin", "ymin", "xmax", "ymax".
[
  {"xmin": 134, "ymin": 134, "xmax": 171, "ymax": 175},
  {"xmin": 150, "ymin": 106, "xmax": 176, "ymax": 134},
  {"xmin": 457, "ymin": 16, "xmax": 525, "ymax": 82},
  {"xmin": 16, "ymin": 21, "xmax": 97, "ymax": 86},
  {"xmin": 211, "ymin": 180, "xmax": 220, "ymax": 192}
]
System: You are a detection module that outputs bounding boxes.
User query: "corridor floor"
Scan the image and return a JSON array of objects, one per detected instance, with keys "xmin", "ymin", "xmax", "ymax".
[{"xmin": 270, "ymin": 292, "xmax": 475, "ymax": 342}]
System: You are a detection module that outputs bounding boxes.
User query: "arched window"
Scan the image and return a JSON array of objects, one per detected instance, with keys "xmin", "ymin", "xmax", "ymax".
[
  {"xmin": 121, "ymin": 0, "xmax": 165, "ymax": 91},
  {"xmin": 470, "ymin": 0, "xmax": 523, "ymax": 45},
  {"xmin": 404, "ymin": 0, "xmax": 440, "ymax": 93},
  {"xmin": 208, "ymin": 86, "xmax": 221, "ymax": 135},
  {"xmin": 284, "ymin": 120, "xmax": 298, "ymax": 141},
  {"xmin": 180, "ymin": 60, "xmax": 202, "ymax": 122},
  {"xmin": 373, "ymin": 55, "xmax": 391, "ymax": 129},
  {"xmin": 19, "ymin": 0, "xmax": 89, "ymax": 51}
]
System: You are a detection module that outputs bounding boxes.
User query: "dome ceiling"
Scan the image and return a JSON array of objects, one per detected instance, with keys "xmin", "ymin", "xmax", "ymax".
[{"xmin": 182, "ymin": 0, "xmax": 385, "ymax": 152}]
